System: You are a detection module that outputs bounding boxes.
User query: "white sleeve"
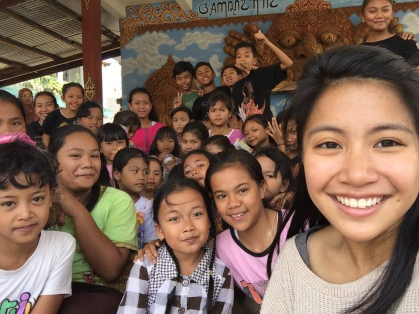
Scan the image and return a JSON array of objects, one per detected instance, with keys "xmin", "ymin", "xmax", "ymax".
[{"xmin": 40, "ymin": 233, "xmax": 76, "ymax": 297}]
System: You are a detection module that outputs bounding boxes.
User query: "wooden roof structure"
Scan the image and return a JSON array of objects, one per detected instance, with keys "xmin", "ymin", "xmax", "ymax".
[{"xmin": 0, "ymin": 0, "xmax": 120, "ymax": 87}]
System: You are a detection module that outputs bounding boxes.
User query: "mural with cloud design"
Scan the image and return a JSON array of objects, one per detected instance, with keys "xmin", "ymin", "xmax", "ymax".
[{"xmin": 121, "ymin": 0, "xmax": 419, "ymax": 116}]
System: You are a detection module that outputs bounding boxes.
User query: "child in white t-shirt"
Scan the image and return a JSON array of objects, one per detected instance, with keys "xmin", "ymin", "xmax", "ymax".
[{"xmin": 0, "ymin": 139, "xmax": 75, "ymax": 313}]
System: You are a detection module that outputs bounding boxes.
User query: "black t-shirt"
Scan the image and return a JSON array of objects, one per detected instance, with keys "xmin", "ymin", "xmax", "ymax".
[
  {"xmin": 232, "ymin": 64, "xmax": 287, "ymax": 120},
  {"xmin": 362, "ymin": 35, "xmax": 418, "ymax": 61},
  {"xmin": 191, "ymin": 86, "xmax": 231, "ymax": 121},
  {"xmin": 41, "ymin": 109, "xmax": 78, "ymax": 136},
  {"xmin": 26, "ymin": 121, "xmax": 43, "ymax": 146}
]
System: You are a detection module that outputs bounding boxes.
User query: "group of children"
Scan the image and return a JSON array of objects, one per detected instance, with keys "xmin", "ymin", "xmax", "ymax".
[{"xmin": 1, "ymin": 0, "xmax": 419, "ymax": 313}]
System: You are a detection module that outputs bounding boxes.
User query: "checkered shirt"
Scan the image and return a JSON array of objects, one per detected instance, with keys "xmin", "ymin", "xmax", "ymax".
[{"xmin": 117, "ymin": 245, "xmax": 234, "ymax": 314}]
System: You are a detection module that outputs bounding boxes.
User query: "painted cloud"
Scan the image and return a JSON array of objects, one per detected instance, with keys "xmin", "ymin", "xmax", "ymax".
[
  {"xmin": 125, "ymin": 32, "xmax": 177, "ymax": 75},
  {"xmin": 401, "ymin": 12, "xmax": 419, "ymax": 34},
  {"xmin": 175, "ymin": 32, "xmax": 224, "ymax": 51}
]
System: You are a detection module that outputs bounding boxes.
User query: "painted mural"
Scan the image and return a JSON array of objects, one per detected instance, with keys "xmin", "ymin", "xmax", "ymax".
[{"xmin": 120, "ymin": 0, "xmax": 419, "ymax": 116}]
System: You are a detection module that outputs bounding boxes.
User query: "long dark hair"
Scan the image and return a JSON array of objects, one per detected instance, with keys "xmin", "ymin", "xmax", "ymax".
[
  {"xmin": 205, "ymin": 149, "xmax": 280, "ymax": 275},
  {"xmin": 149, "ymin": 126, "xmax": 180, "ymax": 157},
  {"xmin": 282, "ymin": 45, "xmax": 419, "ymax": 313},
  {"xmin": 48, "ymin": 125, "xmax": 102, "ymax": 212},
  {"xmin": 182, "ymin": 121, "xmax": 209, "ymax": 143},
  {"xmin": 153, "ymin": 177, "xmax": 217, "ymax": 313}
]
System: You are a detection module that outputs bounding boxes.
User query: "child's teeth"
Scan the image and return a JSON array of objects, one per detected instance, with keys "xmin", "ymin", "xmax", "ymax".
[{"xmin": 337, "ymin": 196, "xmax": 383, "ymax": 208}]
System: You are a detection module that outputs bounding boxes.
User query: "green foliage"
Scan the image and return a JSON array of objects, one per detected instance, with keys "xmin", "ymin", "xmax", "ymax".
[{"xmin": 18, "ymin": 74, "xmax": 65, "ymax": 95}]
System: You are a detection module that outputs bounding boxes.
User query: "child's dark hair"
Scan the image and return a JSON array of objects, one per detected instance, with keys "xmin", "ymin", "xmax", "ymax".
[
  {"xmin": 0, "ymin": 141, "xmax": 60, "ymax": 228},
  {"xmin": 221, "ymin": 64, "xmax": 242, "ymax": 76},
  {"xmin": 97, "ymin": 123, "xmax": 129, "ymax": 146},
  {"xmin": 205, "ymin": 149, "xmax": 280, "ymax": 277},
  {"xmin": 194, "ymin": 62, "xmax": 214, "ymax": 77},
  {"xmin": 62, "ymin": 82, "xmax": 84, "ymax": 96},
  {"xmin": 182, "ymin": 121, "xmax": 209, "ymax": 143},
  {"xmin": 172, "ymin": 61, "xmax": 195, "ymax": 78},
  {"xmin": 153, "ymin": 177, "xmax": 217, "ymax": 314},
  {"xmin": 253, "ymin": 145, "xmax": 293, "ymax": 188},
  {"xmin": 170, "ymin": 106, "xmax": 192, "ymax": 120},
  {"xmin": 149, "ymin": 126, "xmax": 180, "ymax": 157},
  {"xmin": 128, "ymin": 87, "xmax": 159, "ymax": 122},
  {"xmin": 0, "ymin": 90, "xmax": 26, "ymax": 123},
  {"xmin": 205, "ymin": 135, "xmax": 235, "ymax": 154},
  {"xmin": 283, "ymin": 45, "xmax": 419, "ymax": 313},
  {"xmin": 167, "ymin": 164, "xmax": 184, "ymax": 181},
  {"xmin": 48, "ymin": 125, "xmax": 101, "ymax": 212},
  {"xmin": 244, "ymin": 114, "xmax": 277, "ymax": 146},
  {"xmin": 33, "ymin": 91, "xmax": 58, "ymax": 109},
  {"xmin": 235, "ymin": 42, "xmax": 258, "ymax": 58},
  {"xmin": 113, "ymin": 147, "xmax": 149, "ymax": 188},
  {"xmin": 97, "ymin": 123, "xmax": 129, "ymax": 186},
  {"xmin": 408, "ymin": 51, "xmax": 419, "ymax": 68},
  {"xmin": 113, "ymin": 110, "xmax": 141, "ymax": 130},
  {"xmin": 207, "ymin": 91, "xmax": 233, "ymax": 112},
  {"xmin": 77, "ymin": 101, "xmax": 103, "ymax": 118}
]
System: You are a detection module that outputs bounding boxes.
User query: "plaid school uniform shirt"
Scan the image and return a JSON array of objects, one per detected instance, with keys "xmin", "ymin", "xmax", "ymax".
[{"xmin": 117, "ymin": 245, "xmax": 234, "ymax": 314}]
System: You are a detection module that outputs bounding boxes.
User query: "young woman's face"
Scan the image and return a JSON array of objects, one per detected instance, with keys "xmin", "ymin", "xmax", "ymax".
[
  {"xmin": 0, "ymin": 101, "xmax": 26, "ymax": 135},
  {"xmin": 0, "ymin": 175, "xmax": 50, "ymax": 248},
  {"xmin": 20, "ymin": 91, "xmax": 33, "ymax": 105},
  {"xmin": 114, "ymin": 157, "xmax": 149, "ymax": 196},
  {"xmin": 62, "ymin": 87, "xmax": 84, "ymax": 111},
  {"xmin": 183, "ymin": 154, "xmax": 210, "ymax": 186},
  {"xmin": 157, "ymin": 136, "xmax": 175, "ymax": 155},
  {"xmin": 210, "ymin": 165, "xmax": 266, "ymax": 232},
  {"xmin": 34, "ymin": 95, "xmax": 56, "ymax": 122},
  {"xmin": 145, "ymin": 160, "xmax": 162, "ymax": 194},
  {"xmin": 100, "ymin": 139, "xmax": 127, "ymax": 165},
  {"xmin": 244, "ymin": 120, "xmax": 269, "ymax": 148},
  {"xmin": 77, "ymin": 107, "xmax": 103, "ymax": 134},
  {"xmin": 172, "ymin": 111, "xmax": 190, "ymax": 135},
  {"xmin": 208, "ymin": 101, "xmax": 231, "ymax": 128},
  {"xmin": 256, "ymin": 156, "xmax": 287, "ymax": 201},
  {"xmin": 362, "ymin": 0, "xmax": 393, "ymax": 32},
  {"xmin": 156, "ymin": 188, "xmax": 210, "ymax": 257},
  {"xmin": 129, "ymin": 92, "xmax": 152, "ymax": 120},
  {"xmin": 181, "ymin": 132, "xmax": 202, "ymax": 154},
  {"xmin": 303, "ymin": 80, "xmax": 419, "ymax": 243},
  {"xmin": 56, "ymin": 132, "xmax": 101, "ymax": 194}
]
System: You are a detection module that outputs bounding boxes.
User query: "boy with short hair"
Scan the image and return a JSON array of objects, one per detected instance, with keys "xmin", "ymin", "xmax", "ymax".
[
  {"xmin": 191, "ymin": 62, "xmax": 231, "ymax": 121},
  {"xmin": 172, "ymin": 61, "xmax": 198, "ymax": 110},
  {"xmin": 233, "ymin": 30, "xmax": 293, "ymax": 122},
  {"xmin": 221, "ymin": 65, "xmax": 243, "ymax": 92}
]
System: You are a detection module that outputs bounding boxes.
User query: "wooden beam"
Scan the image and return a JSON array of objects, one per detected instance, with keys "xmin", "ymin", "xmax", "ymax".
[
  {"xmin": 0, "ymin": 35, "xmax": 59, "ymax": 60},
  {"xmin": 0, "ymin": 42, "xmax": 120, "ymax": 87},
  {"xmin": 0, "ymin": 57, "xmax": 29, "ymax": 69},
  {"xmin": 82, "ymin": 0, "xmax": 103, "ymax": 104},
  {"xmin": 0, "ymin": 8, "xmax": 83, "ymax": 50}
]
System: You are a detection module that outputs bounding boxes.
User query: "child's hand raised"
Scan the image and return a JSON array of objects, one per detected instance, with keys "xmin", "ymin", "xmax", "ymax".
[
  {"xmin": 52, "ymin": 187, "xmax": 82, "ymax": 219},
  {"xmin": 267, "ymin": 117, "xmax": 285, "ymax": 147},
  {"xmin": 173, "ymin": 92, "xmax": 183, "ymax": 108},
  {"xmin": 254, "ymin": 30, "xmax": 267, "ymax": 41},
  {"xmin": 135, "ymin": 239, "xmax": 163, "ymax": 264}
]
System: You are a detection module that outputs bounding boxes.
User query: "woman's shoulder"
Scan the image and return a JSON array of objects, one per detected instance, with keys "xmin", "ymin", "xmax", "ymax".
[{"xmin": 95, "ymin": 187, "xmax": 134, "ymax": 208}]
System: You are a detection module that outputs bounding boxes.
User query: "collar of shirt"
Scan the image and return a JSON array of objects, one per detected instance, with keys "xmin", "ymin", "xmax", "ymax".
[{"xmin": 154, "ymin": 244, "xmax": 212, "ymax": 285}]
